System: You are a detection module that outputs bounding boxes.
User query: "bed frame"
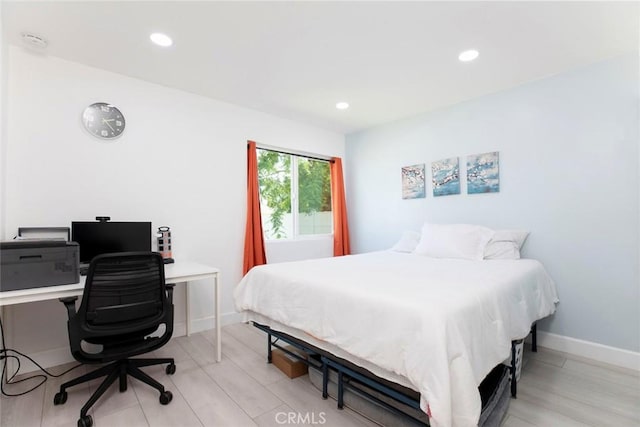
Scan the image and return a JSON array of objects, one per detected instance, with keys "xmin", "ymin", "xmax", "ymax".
[{"xmin": 253, "ymin": 322, "xmax": 537, "ymax": 426}]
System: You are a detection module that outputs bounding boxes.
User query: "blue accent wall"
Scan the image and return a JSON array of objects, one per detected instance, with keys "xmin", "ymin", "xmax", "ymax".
[{"xmin": 346, "ymin": 55, "xmax": 639, "ymax": 352}]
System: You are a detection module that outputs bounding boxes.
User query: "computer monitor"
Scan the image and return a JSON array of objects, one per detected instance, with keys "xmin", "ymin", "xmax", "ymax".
[{"xmin": 71, "ymin": 221, "xmax": 152, "ymax": 264}]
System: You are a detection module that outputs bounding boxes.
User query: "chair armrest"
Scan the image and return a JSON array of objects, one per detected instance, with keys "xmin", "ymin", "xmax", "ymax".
[
  {"xmin": 59, "ymin": 296, "xmax": 78, "ymax": 319},
  {"xmin": 165, "ymin": 283, "xmax": 175, "ymax": 304}
]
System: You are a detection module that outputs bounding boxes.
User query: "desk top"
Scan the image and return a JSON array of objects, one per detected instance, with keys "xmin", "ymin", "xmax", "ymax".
[{"xmin": 0, "ymin": 261, "xmax": 219, "ymax": 307}]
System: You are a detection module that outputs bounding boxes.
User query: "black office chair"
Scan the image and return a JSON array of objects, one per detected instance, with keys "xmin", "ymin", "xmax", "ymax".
[{"xmin": 54, "ymin": 252, "xmax": 176, "ymax": 427}]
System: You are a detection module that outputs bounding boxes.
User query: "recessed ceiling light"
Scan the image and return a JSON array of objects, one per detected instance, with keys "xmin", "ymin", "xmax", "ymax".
[
  {"xmin": 458, "ymin": 49, "xmax": 479, "ymax": 62},
  {"xmin": 150, "ymin": 33, "xmax": 173, "ymax": 47},
  {"xmin": 336, "ymin": 102, "xmax": 349, "ymax": 110}
]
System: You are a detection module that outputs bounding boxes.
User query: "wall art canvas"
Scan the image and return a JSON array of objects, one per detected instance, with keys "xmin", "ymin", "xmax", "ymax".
[
  {"xmin": 467, "ymin": 151, "xmax": 500, "ymax": 194},
  {"xmin": 401, "ymin": 164, "xmax": 426, "ymax": 199},
  {"xmin": 431, "ymin": 157, "xmax": 460, "ymax": 197}
]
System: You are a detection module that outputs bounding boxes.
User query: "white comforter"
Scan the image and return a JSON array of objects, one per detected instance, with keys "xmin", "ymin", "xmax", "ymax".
[{"xmin": 234, "ymin": 251, "xmax": 559, "ymax": 427}]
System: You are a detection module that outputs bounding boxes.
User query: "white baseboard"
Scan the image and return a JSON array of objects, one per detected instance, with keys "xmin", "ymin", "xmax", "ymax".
[
  {"xmin": 18, "ymin": 322, "xmax": 639, "ymax": 375},
  {"xmin": 221, "ymin": 311, "xmax": 245, "ymax": 325},
  {"xmin": 535, "ymin": 331, "xmax": 640, "ymax": 371},
  {"xmin": 11, "ymin": 346, "xmax": 74, "ymax": 374},
  {"xmin": 18, "ymin": 311, "xmax": 246, "ymax": 374},
  {"xmin": 185, "ymin": 311, "xmax": 245, "ymax": 334},
  {"xmin": 16, "ymin": 330, "xmax": 194, "ymax": 374}
]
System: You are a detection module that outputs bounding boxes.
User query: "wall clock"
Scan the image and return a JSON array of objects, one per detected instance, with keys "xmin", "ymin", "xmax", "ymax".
[{"xmin": 82, "ymin": 102, "xmax": 125, "ymax": 139}]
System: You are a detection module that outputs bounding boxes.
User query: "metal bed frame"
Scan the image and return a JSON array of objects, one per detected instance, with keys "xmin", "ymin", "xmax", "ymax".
[{"xmin": 253, "ymin": 322, "xmax": 538, "ymax": 426}]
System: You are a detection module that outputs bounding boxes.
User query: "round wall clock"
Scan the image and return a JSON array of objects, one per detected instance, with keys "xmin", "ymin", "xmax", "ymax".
[{"xmin": 82, "ymin": 102, "xmax": 126, "ymax": 139}]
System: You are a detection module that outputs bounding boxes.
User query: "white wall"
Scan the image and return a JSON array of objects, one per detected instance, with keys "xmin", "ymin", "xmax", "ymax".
[
  {"xmin": 266, "ymin": 236, "xmax": 334, "ymax": 263},
  {"xmin": 4, "ymin": 46, "xmax": 344, "ymax": 367},
  {"xmin": 345, "ymin": 55, "xmax": 639, "ymax": 353},
  {"xmin": 0, "ymin": 6, "xmax": 7, "ymax": 240}
]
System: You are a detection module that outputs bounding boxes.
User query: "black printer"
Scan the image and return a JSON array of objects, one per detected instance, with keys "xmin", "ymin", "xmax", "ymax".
[{"xmin": 0, "ymin": 240, "xmax": 79, "ymax": 292}]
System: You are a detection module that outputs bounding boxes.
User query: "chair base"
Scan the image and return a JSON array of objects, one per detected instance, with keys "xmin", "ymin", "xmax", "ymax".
[{"xmin": 54, "ymin": 357, "xmax": 175, "ymax": 425}]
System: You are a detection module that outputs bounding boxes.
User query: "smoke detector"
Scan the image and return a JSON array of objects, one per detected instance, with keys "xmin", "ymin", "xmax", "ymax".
[{"xmin": 21, "ymin": 33, "xmax": 48, "ymax": 49}]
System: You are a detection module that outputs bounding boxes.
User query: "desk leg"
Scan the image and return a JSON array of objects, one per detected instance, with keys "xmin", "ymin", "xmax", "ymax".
[
  {"xmin": 185, "ymin": 281, "xmax": 191, "ymax": 337},
  {"xmin": 215, "ymin": 272, "xmax": 221, "ymax": 362}
]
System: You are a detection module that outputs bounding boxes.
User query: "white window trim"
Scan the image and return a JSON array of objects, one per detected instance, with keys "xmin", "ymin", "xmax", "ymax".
[{"xmin": 257, "ymin": 146, "xmax": 333, "ymax": 241}]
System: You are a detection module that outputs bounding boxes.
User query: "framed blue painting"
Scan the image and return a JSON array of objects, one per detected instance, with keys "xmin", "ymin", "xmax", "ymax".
[
  {"xmin": 401, "ymin": 164, "xmax": 426, "ymax": 199},
  {"xmin": 432, "ymin": 157, "xmax": 460, "ymax": 196},
  {"xmin": 467, "ymin": 152, "xmax": 500, "ymax": 194}
]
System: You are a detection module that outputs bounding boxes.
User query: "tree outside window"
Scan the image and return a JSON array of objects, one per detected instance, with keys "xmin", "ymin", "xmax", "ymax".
[{"xmin": 257, "ymin": 149, "xmax": 332, "ymax": 240}]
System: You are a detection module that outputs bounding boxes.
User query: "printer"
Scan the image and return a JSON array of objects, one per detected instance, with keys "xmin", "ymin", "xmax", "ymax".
[{"xmin": 1, "ymin": 240, "xmax": 79, "ymax": 292}]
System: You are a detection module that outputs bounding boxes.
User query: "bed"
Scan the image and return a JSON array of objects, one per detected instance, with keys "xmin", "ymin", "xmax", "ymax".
[{"xmin": 234, "ymin": 250, "xmax": 559, "ymax": 427}]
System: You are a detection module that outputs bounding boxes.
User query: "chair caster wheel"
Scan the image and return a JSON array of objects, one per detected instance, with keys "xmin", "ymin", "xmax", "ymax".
[
  {"xmin": 166, "ymin": 363, "xmax": 176, "ymax": 375},
  {"xmin": 159, "ymin": 390, "xmax": 173, "ymax": 405},
  {"xmin": 77, "ymin": 415, "xmax": 93, "ymax": 427},
  {"xmin": 53, "ymin": 391, "xmax": 67, "ymax": 405}
]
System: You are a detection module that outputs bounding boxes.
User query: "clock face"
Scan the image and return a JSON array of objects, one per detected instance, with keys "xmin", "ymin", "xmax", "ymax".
[{"xmin": 82, "ymin": 102, "xmax": 125, "ymax": 139}]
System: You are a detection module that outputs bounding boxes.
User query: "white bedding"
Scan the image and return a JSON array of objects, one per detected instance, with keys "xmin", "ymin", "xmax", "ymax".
[{"xmin": 234, "ymin": 251, "xmax": 559, "ymax": 427}]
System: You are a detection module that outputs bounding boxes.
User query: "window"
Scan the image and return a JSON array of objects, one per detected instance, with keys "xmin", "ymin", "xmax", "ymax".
[{"xmin": 257, "ymin": 149, "xmax": 332, "ymax": 240}]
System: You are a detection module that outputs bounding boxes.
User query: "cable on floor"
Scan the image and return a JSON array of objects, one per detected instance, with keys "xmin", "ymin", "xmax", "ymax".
[{"xmin": 0, "ymin": 316, "xmax": 81, "ymax": 397}]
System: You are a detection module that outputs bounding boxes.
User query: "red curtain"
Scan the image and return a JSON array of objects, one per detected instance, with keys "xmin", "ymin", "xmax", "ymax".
[
  {"xmin": 330, "ymin": 157, "xmax": 351, "ymax": 256},
  {"xmin": 243, "ymin": 141, "xmax": 267, "ymax": 275}
]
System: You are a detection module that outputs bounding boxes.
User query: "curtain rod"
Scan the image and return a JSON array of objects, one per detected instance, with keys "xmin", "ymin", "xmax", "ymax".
[{"xmin": 248, "ymin": 143, "xmax": 334, "ymax": 163}]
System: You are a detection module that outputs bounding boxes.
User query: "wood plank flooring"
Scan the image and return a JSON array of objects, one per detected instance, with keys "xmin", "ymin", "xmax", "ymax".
[{"xmin": 1, "ymin": 323, "xmax": 638, "ymax": 426}]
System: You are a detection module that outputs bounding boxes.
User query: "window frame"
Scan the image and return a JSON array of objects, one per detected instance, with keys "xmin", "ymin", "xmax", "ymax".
[{"xmin": 256, "ymin": 147, "xmax": 333, "ymax": 242}]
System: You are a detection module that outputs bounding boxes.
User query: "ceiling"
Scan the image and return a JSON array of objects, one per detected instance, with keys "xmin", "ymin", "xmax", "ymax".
[{"xmin": 3, "ymin": 1, "xmax": 638, "ymax": 135}]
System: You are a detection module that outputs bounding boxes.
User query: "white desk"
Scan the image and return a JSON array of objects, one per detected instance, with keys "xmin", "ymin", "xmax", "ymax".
[{"xmin": 0, "ymin": 261, "xmax": 221, "ymax": 362}]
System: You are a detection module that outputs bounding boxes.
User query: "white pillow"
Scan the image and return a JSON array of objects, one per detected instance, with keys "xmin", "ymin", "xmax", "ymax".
[
  {"xmin": 413, "ymin": 223, "xmax": 494, "ymax": 260},
  {"xmin": 484, "ymin": 230, "xmax": 530, "ymax": 260},
  {"xmin": 390, "ymin": 231, "xmax": 421, "ymax": 253}
]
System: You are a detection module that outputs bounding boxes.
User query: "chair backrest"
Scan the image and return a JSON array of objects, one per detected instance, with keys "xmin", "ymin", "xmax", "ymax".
[
  {"xmin": 82, "ymin": 252, "xmax": 167, "ymax": 328},
  {"xmin": 69, "ymin": 252, "xmax": 173, "ymax": 362}
]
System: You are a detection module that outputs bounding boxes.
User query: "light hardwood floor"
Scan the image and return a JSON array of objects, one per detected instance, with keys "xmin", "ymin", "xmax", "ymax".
[{"xmin": 1, "ymin": 323, "xmax": 638, "ymax": 426}]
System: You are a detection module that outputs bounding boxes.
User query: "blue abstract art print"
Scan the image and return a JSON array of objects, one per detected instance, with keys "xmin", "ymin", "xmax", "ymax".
[
  {"xmin": 432, "ymin": 157, "xmax": 460, "ymax": 197},
  {"xmin": 467, "ymin": 151, "xmax": 500, "ymax": 194},
  {"xmin": 401, "ymin": 164, "xmax": 426, "ymax": 199}
]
